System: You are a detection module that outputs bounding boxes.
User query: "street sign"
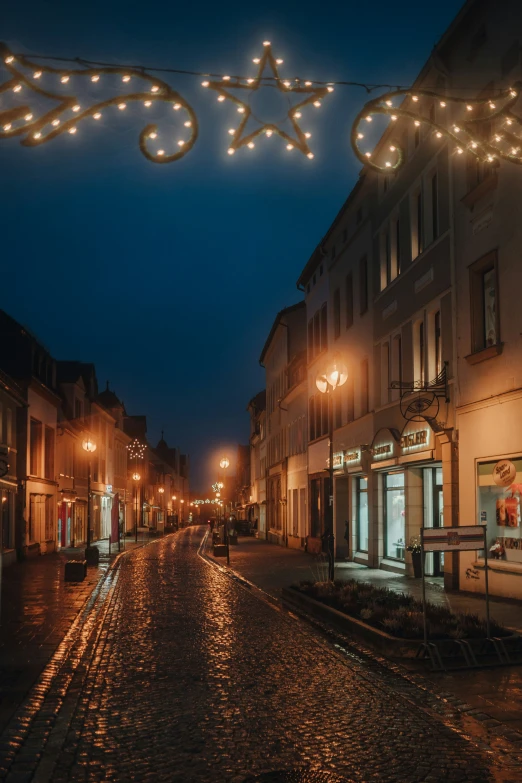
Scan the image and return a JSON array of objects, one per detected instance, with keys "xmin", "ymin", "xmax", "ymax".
[{"xmin": 422, "ymin": 525, "xmax": 485, "ymax": 552}]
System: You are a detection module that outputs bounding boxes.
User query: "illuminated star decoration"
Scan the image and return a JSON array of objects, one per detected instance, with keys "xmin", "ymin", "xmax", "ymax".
[
  {"xmin": 351, "ymin": 82, "xmax": 522, "ymax": 173},
  {"xmin": 0, "ymin": 42, "xmax": 198, "ymax": 164},
  {"xmin": 201, "ymin": 41, "xmax": 333, "ymax": 159}
]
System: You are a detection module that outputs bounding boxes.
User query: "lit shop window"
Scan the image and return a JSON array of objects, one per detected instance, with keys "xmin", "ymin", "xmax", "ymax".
[
  {"xmin": 478, "ymin": 458, "xmax": 522, "ymax": 563},
  {"xmin": 384, "ymin": 471, "xmax": 405, "ymax": 560},
  {"xmin": 355, "ymin": 477, "xmax": 369, "ymax": 553}
]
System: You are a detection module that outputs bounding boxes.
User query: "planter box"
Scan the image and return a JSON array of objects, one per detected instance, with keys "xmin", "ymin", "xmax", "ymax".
[
  {"xmin": 282, "ymin": 587, "xmax": 420, "ymax": 658},
  {"xmin": 282, "ymin": 587, "xmax": 522, "ymax": 662}
]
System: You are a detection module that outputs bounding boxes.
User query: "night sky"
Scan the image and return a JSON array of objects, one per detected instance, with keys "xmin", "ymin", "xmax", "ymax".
[{"xmin": 1, "ymin": 0, "xmax": 462, "ymax": 491}]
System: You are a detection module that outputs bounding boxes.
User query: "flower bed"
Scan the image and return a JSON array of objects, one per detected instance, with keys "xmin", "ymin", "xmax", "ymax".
[{"xmin": 292, "ymin": 579, "xmax": 510, "ymax": 641}]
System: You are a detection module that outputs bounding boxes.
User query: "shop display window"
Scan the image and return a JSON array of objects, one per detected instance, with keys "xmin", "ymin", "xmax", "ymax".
[
  {"xmin": 384, "ymin": 471, "xmax": 405, "ymax": 560},
  {"xmin": 355, "ymin": 477, "xmax": 368, "ymax": 552},
  {"xmin": 478, "ymin": 458, "xmax": 522, "ymax": 563}
]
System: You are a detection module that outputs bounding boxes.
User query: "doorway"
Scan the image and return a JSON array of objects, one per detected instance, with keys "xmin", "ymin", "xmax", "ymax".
[{"xmin": 423, "ymin": 466, "xmax": 444, "ymax": 577}]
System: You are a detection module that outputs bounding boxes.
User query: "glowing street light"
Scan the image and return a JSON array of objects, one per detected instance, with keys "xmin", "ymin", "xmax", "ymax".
[
  {"xmin": 82, "ymin": 437, "xmax": 97, "ymax": 561},
  {"xmin": 316, "ymin": 357, "xmax": 348, "ymax": 581}
]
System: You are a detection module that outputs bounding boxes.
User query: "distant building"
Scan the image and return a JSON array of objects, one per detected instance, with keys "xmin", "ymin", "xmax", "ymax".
[
  {"xmin": 0, "ymin": 369, "xmax": 25, "ymax": 566},
  {"xmin": 247, "ymin": 390, "xmax": 266, "ymax": 537}
]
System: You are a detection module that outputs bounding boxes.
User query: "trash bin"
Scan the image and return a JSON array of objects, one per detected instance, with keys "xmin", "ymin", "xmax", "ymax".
[{"xmin": 65, "ymin": 560, "xmax": 87, "ymax": 582}]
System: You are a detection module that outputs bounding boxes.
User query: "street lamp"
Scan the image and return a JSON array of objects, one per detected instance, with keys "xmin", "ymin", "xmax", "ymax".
[
  {"xmin": 82, "ymin": 437, "xmax": 98, "ymax": 564},
  {"xmin": 132, "ymin": 472, "xmax": 141, "ymax": 542},
  {"xmin": 220, "ymin": 457, "xmax": 230, "ymax": 470},
  {"xmin": 218, "ymin": 456, "xmax": 230, "ymax": 564},
  {"xmin": 316, "ymin": 357, "xmax": 348, "ymax": 581}
]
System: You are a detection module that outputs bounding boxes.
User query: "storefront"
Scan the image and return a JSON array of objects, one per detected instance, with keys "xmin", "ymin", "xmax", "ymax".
[
  {"xmin": 1, "ymin": 483, "xmax": 17, "ymax": 566},
  {"xmin": 57, "ymin": 498, "xmax": 74, "ymax": 548},
  {"xmin": 370, "ymin": 423, "xmax": 444, "ymax": 576}
]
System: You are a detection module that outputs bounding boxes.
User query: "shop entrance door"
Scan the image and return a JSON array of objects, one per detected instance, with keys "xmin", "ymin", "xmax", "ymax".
[{"xmin": 423, "ymin": 466, "xmax": 444, "ymax": 577}]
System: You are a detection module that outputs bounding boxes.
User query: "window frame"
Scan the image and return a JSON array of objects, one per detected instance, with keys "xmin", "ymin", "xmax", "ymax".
[{"xmin": 469, "ymin": 250, "xmax": 500, "ymax": 355}]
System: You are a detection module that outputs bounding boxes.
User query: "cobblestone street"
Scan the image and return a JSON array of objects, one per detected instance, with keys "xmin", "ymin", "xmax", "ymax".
[{"xmin": 2, "ymin": 527, "xmax": 522, "ymax": 782}]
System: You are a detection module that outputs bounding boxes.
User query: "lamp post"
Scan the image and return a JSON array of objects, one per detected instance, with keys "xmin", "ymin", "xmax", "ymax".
[
  {"xmin": 82, "ymin": 437, "xmax": 98, "ymax": 565},
  {"xmin": 316, "ymin": 358, "xmax": 348, "ymax": 581},
  {"xmin": 218, "ymin": 457, "xmax": 230, "ymax": 564},
  {"xmin": 132, "ymin": 472, "xmax": 141, "ymax": 542}
]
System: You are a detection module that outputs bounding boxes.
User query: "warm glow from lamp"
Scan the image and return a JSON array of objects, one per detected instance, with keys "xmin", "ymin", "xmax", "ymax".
[
  {"xmin": 220, "ymin": 457, "xmax": 230, "ymax": 469},
  {"xmin": 172, "ymin": 495, "xmax": 177, "ymax": 501},
  {"xmin": 82, "ymin": 438, "xmax": 97, "ymax": 453},
  {"xmin": 158, "ymin": 487, "xmax": 165, "ymax": 493},
  {"xmin": 133, "ymin": 472, "xmax": 141, "ymax": 481}
]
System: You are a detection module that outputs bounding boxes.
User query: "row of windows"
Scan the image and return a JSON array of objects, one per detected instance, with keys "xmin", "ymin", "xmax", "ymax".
[
  {"xmin": 307, "ymin": 304, "xmax": 328, "ymax": 362},
  {"xmin": 332, "ymin": 256, "xmax": 369, "ymax": 339},
  {"xmin": 0, "ymin": 402, "xmax": 14, "ymax": 447},
  {"xmin": 380, "ymin": 172, "xmax": 440, "ymax": 292},
  {"xmin": 308, "ymin": 359, "xmax": 369, "ymax": 441},
  {"xmin": 267, "ymin": 370, "xmax": 287, "ymax": 416},
  {"xmin": 29, "ymin": 419, "xmax": 55, "ymax": 481}
]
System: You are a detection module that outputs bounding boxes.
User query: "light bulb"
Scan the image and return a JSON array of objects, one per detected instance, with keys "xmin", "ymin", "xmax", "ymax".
[
  {"xmin": 304, "ymin": 132, "xmax": 311, "ymax": 138},
  {"xmin": 149, "ymin": 131, "xmax": 157, "ymax": 139},
  {"xmin": 34, "ymin": 132, "xmax": 41, "ymax": 139},
  {"xmin": 151, "ymin": 86, "xmax": 159, "ymax": 93},
  {"xmin": 33, "ymin": 71, "xmax": 42, "ymax": 79},
  {"xmin": 177, "ymin": 140, "xmax": 185, "ymax": 146},
  {"xmin": 327, "ymin": 86, "xmax": 334, "ymax": 92},
  {"xmin": 436, "ymin": 131, "xmax": 442, "ymax": 138},
  {"xmin": 466, "ymin": 105, "xmax": 473, "ymax": 111},
  {"xmin": 266, "ymin": 129, "xmax": 273, "ymax": 137},
  {"xmin": 68, "ymin": 127, "xmax": 77, "ymax": 134},
  {"xmin": 294, "ymin": 112, "xmax": 301, "ymax": 119},
  {"xmin": 510, "ymin": 90, "xmax": 517, "ymax": 98},
  {"xmin": 440, "ymin": 101, "xmax": 446, "ymax": 107},
  {"xmin": 389, "ymin": 145, "xmax": 396, "ymax": 151},
  {"xmin": 118, "ymin": 103, "xmax": 126, "ymax": 110},
  {"xmin": 507, "ymin": 119, "xmax": 513, "ymax": 125},
  {"xmin": 184, "ymin": 121, "xmax": 192, "ymax": 127},
  {"xmin": 453, "ymin": 126, "xmax": 460, "ymax": 133},
  {"xmin": 60, "ymin": 75, "xmax": 69, "ymax": 83},
  {"xmin": 494, "ymin": 134, "xmax": 502, "ymax": 142},
  {"xmin": 487, "ymin": 155, "xmax": 494, "ymax": 162},
  {"xmin": 3, "ymin": 124, "xmax": 11, "ymax": 131},
  {"xmin": 307, "ymin": 152, "xmax": 314, "ymax": 159},
  {"xmin": 471, "ymin": 141, "xmax": 477, "ymax": 148},
  {"xmin": 72, "ymin": 104, "xmax": 80, "ymax": 112},
  {"xmin": 93, "ymin": 112, "xmax": 102, "ymax": 119},
  {"xmin": 489, "ymin": 102, "xmax": 496, "ymax": 109},
  {"xmin": 24, "ymin": 114, "xmax": 33, "ymax": 121},
  {"xmin": 391, "ymin": 115, "xmax": 398, "ymax": 121},
  {"xmin": 276, "ymin": 59, "xmax": 283, "ymax": 64},
  {"xmin": 91, "ymin": 75, "xmax": 100, "ymax": 82},
  {"xmin": 412, "ymin": 95, "xmax": 419, "ymax": 101},
  {"xmin": 286, "ymin": 143, "xmax": 293, "ymax": 150},
  {"xmin": 253, "ymin": 58, "xmax": 260, "ymax": 64},
  {"xmin": 223, "ymin": 75, "xmax": 230, "ymax": 81},
  {"xmin": 385, "ymin": 100, "xmax": 393, "ymax": 107},
  {"xmin": 385, "ymin": 161, "xmax": 391, "ymax": 167},
  {"xmin": 157, "ymin": 149, "xmax": 165, "ymax": 156},
  {"xmin": 357, "ymin": 133, "xmax": 364, "ymax": 139},
  {"xmin": 5, "ymin": 56, "xmax": 14, "ymax": 64},
  {"xmin": 263, "ymin": 40, "xmax": 271, "ymax": 46},
  {"xmin": 313, "ymin": 101, "xmax": 321, "ymax": 108},
  {"xmin": 248, "ymin": 142, "xmax": 255, "ymax": 149},
  {"xmin": 13, "ymin": 84, "xmax": 22, "ymax": 93},
  {"xmin": 511, "ymin": 147, "xmax": 519, "ymax": 154},
  {"xmin": 217, "ymin": 95, "xmax": 225, "ymax": 102},
  {"xmin": 228, "ymin": 148, "xmax": 235, "ymax": 155},
  {"xmin": 365, "ymin": 151, "xmax": 371, "ymax": 158},
  {"xmin": 414, "ymin": 120, "xmax": 420, "ymax": 126},
  {"xmin": 247, "ymin": 78, "xmax": 254, "ymax": 84},
  {"xmin": 52, "ymin": 119, "xmax": 60, "ymax": 126},
  {"xmin": 201, "ymin": 81, "xmax": 209, "ymax": 87},
  {"xmin": 457, "ymin": 147, "xmax": 463, "ymax": 154},
  {"xmin": 365, "ymin": 115, "xmax": 372, "ymax": 122},
  {"xmin": 283, "ymin": 81, "xmax": 291, "ymax": 88},
  {"xmin": 173, "ymin": 103, "xmax": 181, "ymax": 110},
  {"xmin": 228, "ymin": 128, "xmax": 235, "ymax": 135},
  {"xmin": 144, "ymin": 101, "xmax": 152, "ymax": 107},
  {"xmin": 122, "ymin": 75, "xmax": 131, "ymax": 82},
  {"xmin": 305, "ymin": 81, "xmax": 312, "ymax": 86},
  {"xmin": 237, "ymin": 107, "xmax": 245, "ymax": 113}
]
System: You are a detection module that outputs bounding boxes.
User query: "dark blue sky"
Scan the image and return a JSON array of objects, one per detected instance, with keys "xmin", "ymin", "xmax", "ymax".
[{"xmin": 1, "ymin": 0, "xmax": 462, "ymax": 491}]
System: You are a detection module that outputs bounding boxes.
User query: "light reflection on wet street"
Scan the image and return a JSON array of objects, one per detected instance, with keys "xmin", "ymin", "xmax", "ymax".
[{"xmin": 2, "ymin": 527, "xmax": 522, "ymax": 782}]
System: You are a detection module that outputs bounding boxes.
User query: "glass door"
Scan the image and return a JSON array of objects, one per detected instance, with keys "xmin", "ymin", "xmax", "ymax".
[{"xmin": 423, "ymin": 466, "xmax": 444, "ymax": 576}]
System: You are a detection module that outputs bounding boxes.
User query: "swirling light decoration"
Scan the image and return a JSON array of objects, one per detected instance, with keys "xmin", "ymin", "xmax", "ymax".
[
  {"xmin": 351, "ymin": 82, "xmax": 522, "ymax": 173},
  {"xmin": 0, "ymin": 43, "xmax": 198, "ymax": 163}
]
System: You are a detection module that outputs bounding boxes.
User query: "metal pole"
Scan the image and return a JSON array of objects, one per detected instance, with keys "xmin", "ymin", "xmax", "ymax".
[
  {"xmin": 135, "ymin": 483, "xmax": 138, "ymax": 543},
  {"xmin": 328, "ymin": 389, "xmax": 335, "ymax": 582},
  {"xmin": 87, "ymin": 460, "xmax": 92, "ymax": 549},
  {"xmin": 483, "ymin": 526, "xmax": 491, "ymax": 638},
  {"xmin": 420, "ymin": 529, "xmax": 428, "ymax": 650}
]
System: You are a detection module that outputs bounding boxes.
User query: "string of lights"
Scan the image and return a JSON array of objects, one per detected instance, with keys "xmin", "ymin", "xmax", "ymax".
[{"xmin": 1, "ymin": 39, "xmax": 521, "ymax": 168}]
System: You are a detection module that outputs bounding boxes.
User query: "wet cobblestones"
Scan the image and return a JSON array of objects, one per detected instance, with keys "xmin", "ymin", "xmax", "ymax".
[{"xmin": 2, "ymin": 528, "xmax": 522, "ymax": 782}]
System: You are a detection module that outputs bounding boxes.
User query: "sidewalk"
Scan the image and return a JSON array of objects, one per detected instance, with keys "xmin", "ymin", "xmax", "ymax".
[
  {"xmin": 0, "ymin": 535, "xmax": 146, "ymax": 735},
  {"xmin": 207, "ymin": 535, "xmax": 522, "ymax": 732}
]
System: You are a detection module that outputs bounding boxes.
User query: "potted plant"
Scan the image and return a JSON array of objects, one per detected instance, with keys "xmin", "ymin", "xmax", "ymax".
[{"xmin": 407, "ymin": 536, "xmax": 423, "ymax": 578}]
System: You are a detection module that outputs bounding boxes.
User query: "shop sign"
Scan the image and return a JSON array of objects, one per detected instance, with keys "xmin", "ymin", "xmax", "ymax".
[
  {"xmin": 422, "ymin": 525, "xmax": 485, "ymax": 552},
  {"xmin": 400, "ymin": 429, "xmax": 429, "ymax": 451},
  {"xmin": 492, "ymin": 459, "xmax": 517, "ymax": 487},
  {"xmin": 344, "ymin": 449, "xmax": 361, "ymax": 465},
  {"xmin": 327, "ymin": 452, "xmax": 344, "ymax": 470},
  {"xmin": 373, "ymin": 443, "xmax": 392, "ymax": 458}
]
